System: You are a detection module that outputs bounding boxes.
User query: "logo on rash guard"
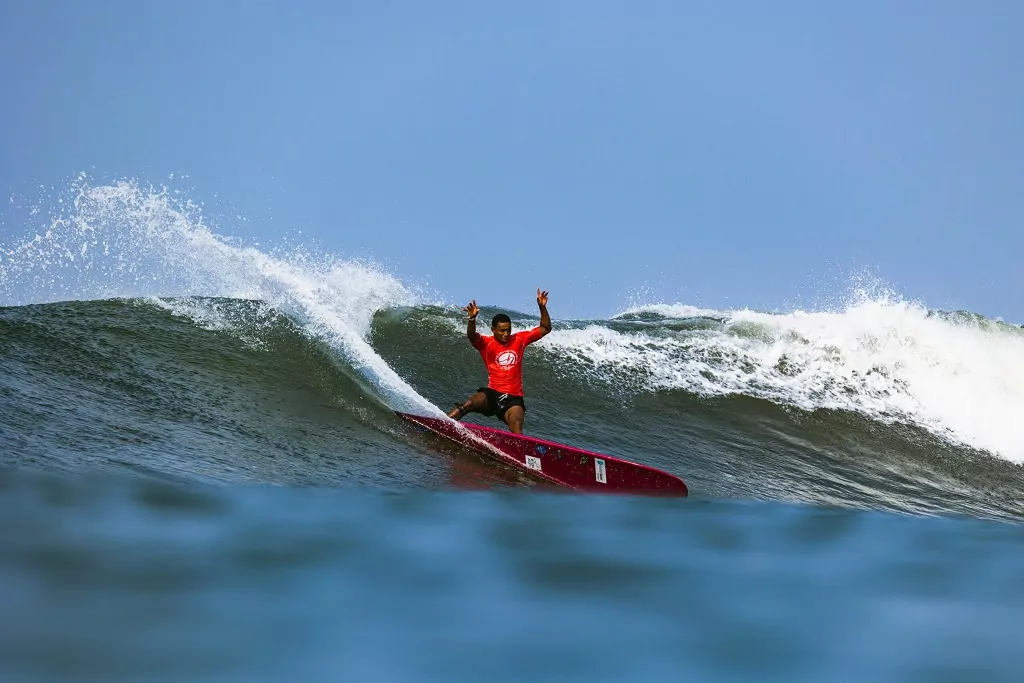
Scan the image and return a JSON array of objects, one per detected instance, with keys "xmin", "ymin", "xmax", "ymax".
[{"xmin": 496, "ymin": 350, "xmax": 519, "ymax": 369}]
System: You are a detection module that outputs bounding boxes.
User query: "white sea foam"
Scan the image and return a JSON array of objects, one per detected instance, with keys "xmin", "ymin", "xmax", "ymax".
[
  {"xmin": 542, "ymin": 300, "xmax": 1024, "ymax": 463},
  {"xmin": 615, "ymin": 303, "xmax": 725, "ymax": 319}
]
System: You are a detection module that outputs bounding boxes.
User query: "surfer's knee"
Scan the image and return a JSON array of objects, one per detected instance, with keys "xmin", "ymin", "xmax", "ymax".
[
  {"xmin": 450, "ymin": 393, "xmax": 488, "ymax": 420},
  {"xmin": 504, "ymin": 406, "xmax": 525, "ymax": 433}
]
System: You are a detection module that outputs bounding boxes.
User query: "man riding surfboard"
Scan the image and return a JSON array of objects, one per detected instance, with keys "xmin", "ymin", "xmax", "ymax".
[{"xmin": 447, "ymin": 289, "xmax": 551, "ymax": 434}]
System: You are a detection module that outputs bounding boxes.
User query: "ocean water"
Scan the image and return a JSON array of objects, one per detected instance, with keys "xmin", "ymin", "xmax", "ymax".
[{"xmin": 2, "ymin": 180, "xmax": 1024, "ymax": 682}]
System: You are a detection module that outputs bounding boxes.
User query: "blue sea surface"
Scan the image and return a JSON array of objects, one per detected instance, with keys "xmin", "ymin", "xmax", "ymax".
[{"xmin": 3, "ymin": 470, "xmax": 1023, "ymax": 683}]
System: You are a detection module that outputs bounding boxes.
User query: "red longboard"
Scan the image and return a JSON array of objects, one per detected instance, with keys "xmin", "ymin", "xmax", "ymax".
[{"xmin": 396, "ymin": 412, "xmax": 688, "ymax": 496}]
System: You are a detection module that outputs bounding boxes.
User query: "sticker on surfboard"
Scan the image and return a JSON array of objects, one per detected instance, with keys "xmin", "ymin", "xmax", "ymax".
[
  {"xmin": 525, "ymin": 455, "xmax": 542, "ymax": 471},
  {"xmin": 595, "ymin": 458, "xmax": 607, "ymax": 484}
]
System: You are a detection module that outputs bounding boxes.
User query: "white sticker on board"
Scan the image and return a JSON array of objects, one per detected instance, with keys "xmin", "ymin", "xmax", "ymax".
[
  {"xmin": 525, "ymin": 455, "xmax": 542, "ymax": 471},
  {"xmin": 595, "ymin": 458, "xmax": 607, "ymax": 484}
]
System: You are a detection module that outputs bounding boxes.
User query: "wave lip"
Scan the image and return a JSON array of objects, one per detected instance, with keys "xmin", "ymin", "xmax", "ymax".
[{"xmin": 0, "ymin": 178, "xmax": 443, "ymax": 417}]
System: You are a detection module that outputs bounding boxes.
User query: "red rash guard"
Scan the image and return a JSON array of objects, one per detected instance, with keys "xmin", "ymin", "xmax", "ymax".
[{"xmin": 471, "ymin": 327, "xmax": 545, "ymax": 396}]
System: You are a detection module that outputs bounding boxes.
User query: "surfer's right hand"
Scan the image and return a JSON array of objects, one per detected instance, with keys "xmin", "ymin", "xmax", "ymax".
[{"xmin": 464, "ymin": 300, "xmax": 479, "ymax": 320}]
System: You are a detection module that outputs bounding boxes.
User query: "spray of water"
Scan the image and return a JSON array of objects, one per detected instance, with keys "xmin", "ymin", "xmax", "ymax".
[{"xmin": 0, "ymin": 177, "xmax": 441, "ymax": 415}]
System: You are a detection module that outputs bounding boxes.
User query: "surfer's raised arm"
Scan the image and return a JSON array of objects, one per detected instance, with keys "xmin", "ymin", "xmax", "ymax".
[
  {"xmin": 464, "ymin": 300, "xmax": 481, "ymax": 344},
  {"xmin": 537, "ymin": 289, "xmax": 551, "ymax": 337}
]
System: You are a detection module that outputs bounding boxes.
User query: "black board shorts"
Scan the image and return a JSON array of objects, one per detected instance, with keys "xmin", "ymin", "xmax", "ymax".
[{"xmin": 477, "ymin": 387, "xmax": 526, "ymax": 422}]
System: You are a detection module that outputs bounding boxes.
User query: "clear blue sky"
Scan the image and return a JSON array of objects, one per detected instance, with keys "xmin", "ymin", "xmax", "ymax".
[{"xmin": 2, "ymin": 1, "xmax": 1022, "ymax": 319}]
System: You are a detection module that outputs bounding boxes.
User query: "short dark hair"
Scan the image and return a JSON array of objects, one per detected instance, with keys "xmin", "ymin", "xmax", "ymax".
[{"xmin": 491, "ymin": 313, "xmax": 511, "ymax": 328}]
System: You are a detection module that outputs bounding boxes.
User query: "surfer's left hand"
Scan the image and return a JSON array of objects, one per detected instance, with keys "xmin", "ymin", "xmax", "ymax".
[{"xmin": 537, "ymin": 289, "xmax": 549, "ymax": 307}]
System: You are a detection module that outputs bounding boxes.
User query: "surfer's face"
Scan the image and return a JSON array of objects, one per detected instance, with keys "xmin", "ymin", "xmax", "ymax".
[{"xmin": 492, "ymin": 321, "xmax": 512, "ymax": 344}]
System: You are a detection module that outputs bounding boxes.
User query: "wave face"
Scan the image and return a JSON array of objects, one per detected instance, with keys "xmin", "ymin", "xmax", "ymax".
[{"xmin": 2, "ymin": 180, "xmax": 1024, "ymax": 521}]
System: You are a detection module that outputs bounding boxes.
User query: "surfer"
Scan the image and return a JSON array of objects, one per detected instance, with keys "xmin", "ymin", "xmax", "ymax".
[{"xmin": 447, "ymin": 289, "xmax": 551, "ymax": 434}]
